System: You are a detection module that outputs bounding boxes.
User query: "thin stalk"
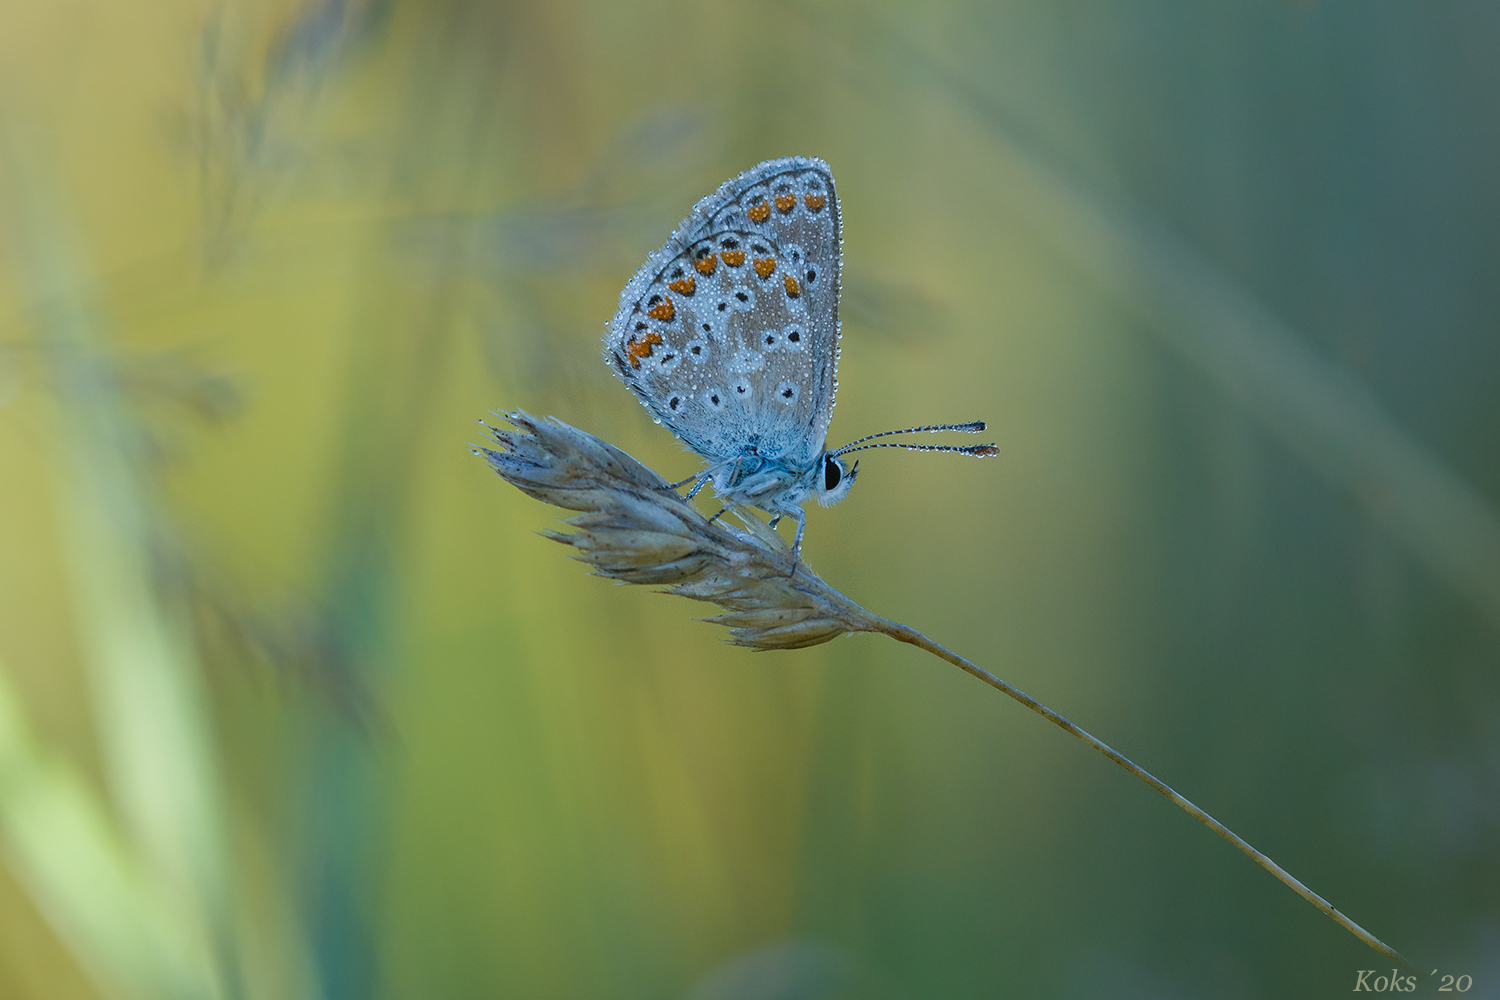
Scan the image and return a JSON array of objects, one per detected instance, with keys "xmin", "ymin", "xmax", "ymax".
[{"xmin": 878, "ymin": 618, "xmax": 1409, "ymax": 967}]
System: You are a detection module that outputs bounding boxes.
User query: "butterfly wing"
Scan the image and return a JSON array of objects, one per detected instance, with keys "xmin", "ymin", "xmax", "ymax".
[{"xmin": 604, "ymin": 157, "xmax": 842, "ymax": 472}]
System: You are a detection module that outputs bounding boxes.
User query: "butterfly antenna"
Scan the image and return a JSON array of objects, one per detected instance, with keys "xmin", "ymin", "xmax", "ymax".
[
  {"xmin": 833, "ymin": 422, "xmax": 994, "ymax": 458},
  {"xmin": 834, "ymin": 441, "xmax": 999, "ymax": 458}
]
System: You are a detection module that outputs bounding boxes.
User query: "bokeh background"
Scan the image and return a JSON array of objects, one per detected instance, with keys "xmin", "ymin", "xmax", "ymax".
[{"xmin": 1, "ymin": 1, "xmax": 1497, "ymax": 997}]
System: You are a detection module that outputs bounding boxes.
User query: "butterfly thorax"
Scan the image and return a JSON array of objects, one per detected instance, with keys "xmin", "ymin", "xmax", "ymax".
[{"xmin": 707, "ymin": 447, "xmax": 823, "ymax": 515}]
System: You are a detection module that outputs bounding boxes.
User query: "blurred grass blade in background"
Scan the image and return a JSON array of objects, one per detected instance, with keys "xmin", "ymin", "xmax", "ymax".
[
  {"xmin": 0, "ymin": 122, "xmax": 234, "ymax": 998},
  {"xmin": 0, "ymin": 654, "xmax": 220, "ymax": 1000}
]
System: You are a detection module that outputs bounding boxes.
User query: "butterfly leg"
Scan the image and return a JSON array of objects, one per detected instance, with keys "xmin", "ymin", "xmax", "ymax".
[
  {"xmin": 661, "ymin": 472, "xmax": 700, "ymax": 491},
  {"xmin": 788, "ymin": 508, "xmax": 807, "ymax": 575},
  {"xmin": 689, "ymin": 454, "xmax": 746, "ymax": 502}
]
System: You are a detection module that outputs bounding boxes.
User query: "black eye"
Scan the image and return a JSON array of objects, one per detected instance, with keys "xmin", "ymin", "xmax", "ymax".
[
  {"xmin": 824, "ymin": 457, "xmax": 842, "ymax": 491},
  {"xmin": 669, "ymin": 397, "xmax": 681, "ymax": 410},
  {"xmin": 806, "ymin": 268, "xmax": 817, "ymax": 284},
  {"xmin": 787, "ymin": 329, "xmax": 801, "ymax": 342}
]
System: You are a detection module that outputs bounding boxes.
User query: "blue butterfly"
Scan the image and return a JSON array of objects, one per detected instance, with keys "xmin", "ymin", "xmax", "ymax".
[{"xmin": 604, "ymin": 156, "xmax": 995, "ymax": 555}]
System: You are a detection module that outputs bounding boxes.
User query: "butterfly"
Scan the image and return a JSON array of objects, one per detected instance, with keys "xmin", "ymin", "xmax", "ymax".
[{"xmin": 604, "ymin": 156, "xmax": 995, "ymax": 556}]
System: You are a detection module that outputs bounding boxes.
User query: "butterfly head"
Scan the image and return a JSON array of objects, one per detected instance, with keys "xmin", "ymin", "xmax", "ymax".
[
  {"xmin": 818, "ymin": 421, "xmax": 998, "ymax": 511},
  {"xmin": 815, "ymin": 453, "xmax": 858, "ymax": 508}
]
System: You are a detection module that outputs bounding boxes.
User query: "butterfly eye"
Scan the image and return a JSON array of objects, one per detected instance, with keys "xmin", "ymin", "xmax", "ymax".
[{"xmin": 824, "ymin": 456, "xmax": 842, "ymax": 491}]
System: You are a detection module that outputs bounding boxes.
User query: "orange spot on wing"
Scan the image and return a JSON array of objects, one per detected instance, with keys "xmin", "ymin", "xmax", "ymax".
[
  {"xmin": 753, "ymin": 257, "xmax": 776, "ymax": 279},
  {"xmin": 784, "ymin": 274, "xmax": 800, "ymax": 297},
  {"xmin": 625, "ymin": 331, "xmax": 664, "ymax": 368},
  {"xmin": 668, "ymin": 276, "xmax": 696, "ymax": 295},
  {"xmin": 774, "ymin": 194, "xmax": 796, "ymax": 213},
  {"xmin": 647, "ymin": 299, "xmax": 675, "ymax": 321},
  {"xmin": 803, "ymin": 194, "xmax": 826, "ymax": 211},
  {"xmin": 722, "ymin": 249, "xmax": 745, "ymax": 267},
  {"xmin": 747, "ymin": 201, "xmax": 771, "ymax": 223},
  {"xmin": 694, "ymin": 254, "xmax": 718, "ymax": 275}
]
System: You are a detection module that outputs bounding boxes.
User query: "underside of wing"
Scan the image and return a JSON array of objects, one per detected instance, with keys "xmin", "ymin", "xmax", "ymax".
[{"xmin": 604, "ymin": 157, "xmax": 842, "ymax": 469}]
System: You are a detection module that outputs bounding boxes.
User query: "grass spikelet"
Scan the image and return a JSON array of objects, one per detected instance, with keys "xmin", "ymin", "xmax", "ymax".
[{"xmin": 473, "ymin": 411, "xmax": 884, "ymax": 649}]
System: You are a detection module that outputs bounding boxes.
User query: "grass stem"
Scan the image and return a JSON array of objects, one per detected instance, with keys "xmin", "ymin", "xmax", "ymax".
[{"xmin": 880, "ymin": 619, "xmax": 1409, "ymax": 967}]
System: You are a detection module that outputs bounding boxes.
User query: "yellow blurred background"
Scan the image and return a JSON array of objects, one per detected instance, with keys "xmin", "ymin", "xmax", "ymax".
[{"xmin": 1, "ymin": 1, "xmax": 1497, "ymax": 997}]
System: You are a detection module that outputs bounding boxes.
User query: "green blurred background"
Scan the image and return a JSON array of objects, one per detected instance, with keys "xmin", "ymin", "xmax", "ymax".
[{"xmin": 1, "ymin": 1, "xmax": 1496, "ymax": 997}]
